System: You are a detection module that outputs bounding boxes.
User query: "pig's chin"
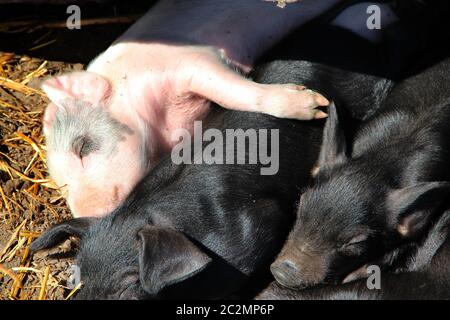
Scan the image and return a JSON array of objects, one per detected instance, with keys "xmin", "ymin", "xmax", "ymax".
[
  {"xmin": 271, "ymin": 267, "xmax": 319, "ymax": 290},
  {"xmin": 71, "ymin": 202, "xmax": 117, "ymax": 218},
  {"xmin": 273, "ymin": 278, "xmax": 316, "ymax": 291}
]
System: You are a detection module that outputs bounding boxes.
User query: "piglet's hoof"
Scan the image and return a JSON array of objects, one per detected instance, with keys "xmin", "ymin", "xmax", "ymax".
[{"xmin": 260, "ymin": 83, "xmax": 329, "ymax": 120}]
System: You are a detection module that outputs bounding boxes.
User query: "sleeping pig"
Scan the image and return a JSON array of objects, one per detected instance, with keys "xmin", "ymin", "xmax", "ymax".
[
  {"xmin": 270, "ymin": 58, "xmax": 450, "ymax": 290},
  {"xmin": 259, "ymin": 209, "xmax": 450, "ymax": 299}
]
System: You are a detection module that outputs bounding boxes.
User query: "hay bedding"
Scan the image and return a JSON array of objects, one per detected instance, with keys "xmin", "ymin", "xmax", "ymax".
[
  {"xmin": 0, "ymin": 52, "xmax": 82, "ymax": 300},
  {"xmin": 0, "ymin": 0, "xmax": 147, "ymax": 301}
]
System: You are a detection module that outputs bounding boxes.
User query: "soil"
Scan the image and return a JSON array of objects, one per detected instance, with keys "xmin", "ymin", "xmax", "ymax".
[{"xmin": 0, "ymin": 52, "xmax": 82, "ymax": 300}]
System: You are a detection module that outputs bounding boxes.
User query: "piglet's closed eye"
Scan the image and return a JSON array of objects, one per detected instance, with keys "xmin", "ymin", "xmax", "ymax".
[
  {"xmin": 137, "ymin": 226, "xmax": 212, "ymax": 296},
  {"xmin": 30, "ymin": 218, "xmax": 95, "ymax": 252}
]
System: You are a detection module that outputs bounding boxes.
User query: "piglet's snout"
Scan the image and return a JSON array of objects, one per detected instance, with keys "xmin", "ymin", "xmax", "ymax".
[
  {"xmin": 270, "ymin": 260, "xmax": 300, "ymax": 288},
  {"xmin": 271, "ymin": 246, "xmax": 328, "ymax": 289},
  {"xmin": 70, "ymin": 185, "xmax": 122, "ymax": 218}
]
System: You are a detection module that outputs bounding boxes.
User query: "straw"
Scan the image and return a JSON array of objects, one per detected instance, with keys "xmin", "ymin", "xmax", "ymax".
[{"xmin": 0, "ymin": 51, "xmax": 74, "ymax": 300}]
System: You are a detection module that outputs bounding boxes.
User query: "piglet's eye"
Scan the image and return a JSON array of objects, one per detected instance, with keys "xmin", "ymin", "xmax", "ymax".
[
  {"xmin": 118, "ymin": 283, "xmax": 140, "ymax": 300},
  {"xmin": 339, "ymin": 234, "xmax": 369, "ymax": 256},
  {"xmin": 346, "ymin": 234, "xmax": 368, "ymax": 246},
  {"xmin": 72, "ymin": 135, "xmax": 98, "ymax": 159},
  {"xmin": 109, "ymin": 274, "xmax": 139, "ymax": 299}
]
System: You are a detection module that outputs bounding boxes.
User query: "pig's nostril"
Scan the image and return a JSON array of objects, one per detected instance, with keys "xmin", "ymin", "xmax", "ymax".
[
  {"xmin": 281, "ymin": 260, "xmax": 299, "ymax": 272},
  {"xmin": 271, "ymin": 266, "xmax": 289, "ymax": 285},
  {"xmin": 270, "ymin": 260, "xmax": 299, "ymax": 288}
]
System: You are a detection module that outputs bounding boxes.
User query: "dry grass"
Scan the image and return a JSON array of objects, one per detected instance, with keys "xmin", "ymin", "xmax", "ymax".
[{"xmin": 0, "ymin": 51, "xmax": 77, "ymax": 300}]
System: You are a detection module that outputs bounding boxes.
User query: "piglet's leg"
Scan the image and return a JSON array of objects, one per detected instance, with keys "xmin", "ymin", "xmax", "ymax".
[{"xmin": 188, "ymin": 57, "xmax": 329, "ymax": 120}]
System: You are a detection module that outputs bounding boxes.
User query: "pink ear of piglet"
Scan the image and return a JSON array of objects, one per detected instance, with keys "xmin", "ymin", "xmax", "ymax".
[
  {"xmin": 41, "ymin": 71, "xmax": 111, "ymax": 134},
  {"xmin": 41, "ymin": 71, "xmax": 111, "ymax": 106}
]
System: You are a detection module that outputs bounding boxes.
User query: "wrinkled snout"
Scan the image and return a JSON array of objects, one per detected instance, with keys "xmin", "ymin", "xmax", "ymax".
[{"xmin": 270, "ymin": 245, "xmax": 329, "ymax": 289}]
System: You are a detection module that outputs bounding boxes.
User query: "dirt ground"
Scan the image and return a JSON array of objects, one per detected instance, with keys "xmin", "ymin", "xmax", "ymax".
[
  {"xmin": 0, "ymin": 1, "xmax": 153, "ymax": 300},
  {"xmin": 0, "ymin": 52, "xmax": 78, "ymax": 300}
]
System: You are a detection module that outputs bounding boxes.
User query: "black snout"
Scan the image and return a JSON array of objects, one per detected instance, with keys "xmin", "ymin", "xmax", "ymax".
[{"xmin": 270, "ymin": 260, "xmax": 299, "ymax": 288}]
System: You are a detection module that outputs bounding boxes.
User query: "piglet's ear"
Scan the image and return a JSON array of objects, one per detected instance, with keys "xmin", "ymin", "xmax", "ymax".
[
  {"xmin": 317, "ymin": 102, "xmax": 349, "ymax": 171},
  {"xmin": 41, "ymin": 71, "xmax": 111, "ymax": 108},
  {"xmin": 42, "ymin": 103, "xmax": 58, "ymax": 136},
  {"xmin": 30, "ymin": 218, "xmax": 95, "ymax": 252},
  {"xmin": 387, "ymin": 182, "xmax": 450, "ymax": 238},
  {"xmin": 137, "ymin": 226, "xmax": 212, "ymax": 296}
]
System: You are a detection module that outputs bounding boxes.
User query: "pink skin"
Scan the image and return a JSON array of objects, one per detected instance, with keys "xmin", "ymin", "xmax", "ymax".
[
  {"xmin": 43, "ymin": 0, "xmax": 341, "ymax": 218},
  {"xmin": 45, "ymin": 129, "xmax": 142, "ymax": 217}
]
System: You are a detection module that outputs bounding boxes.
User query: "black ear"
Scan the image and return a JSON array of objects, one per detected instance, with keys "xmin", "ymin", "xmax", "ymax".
[
  {"xmin": 137, "ymin": 226, "xmax": 212, "ymax": 296},
  {"xmin": 30, "ymin": 218, "xmax": 95, "ymax": 252},
  {"xmin": 387, "ymin": 182, "xmax": 450, "ymax": 237},
  {"xmin": 317, "ymin": 102, "xmax": 349, "ymax": 170}
]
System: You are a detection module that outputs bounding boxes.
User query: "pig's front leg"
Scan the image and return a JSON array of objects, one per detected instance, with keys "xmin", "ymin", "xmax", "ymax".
[{"xmin": 187, "ymin": 52, "xmax": 329, "ymax": 120}]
